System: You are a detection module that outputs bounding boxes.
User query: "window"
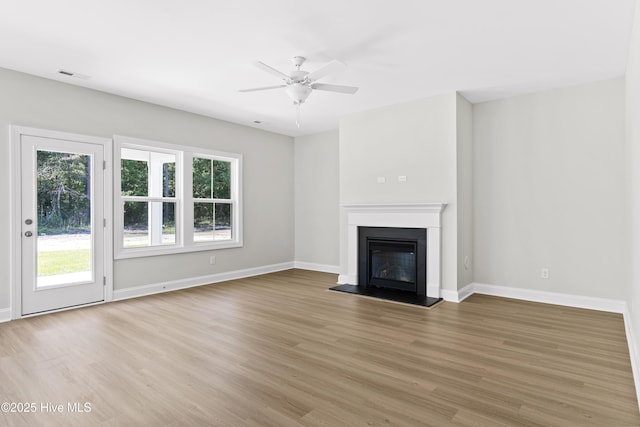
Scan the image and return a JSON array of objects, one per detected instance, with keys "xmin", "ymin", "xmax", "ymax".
[
  {"xmin": 192, "ymin": 156, "xmax": 233, "ymax": 243},
  {"xmin": 115, "ymin": 136, "xmax": 242, "ymax": 258},
  {"xmin": 120, "ymin": 148, "xmax": 178, "ymax": 248}
]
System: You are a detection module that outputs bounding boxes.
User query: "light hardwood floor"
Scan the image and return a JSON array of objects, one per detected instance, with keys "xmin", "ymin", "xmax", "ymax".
[{"xmin": 0, "ymin": 269, "xmax": 638, "ymax": 426}]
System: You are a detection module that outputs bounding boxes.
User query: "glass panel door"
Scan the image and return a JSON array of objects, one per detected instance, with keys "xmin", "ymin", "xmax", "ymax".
[
  {"xmin": 36, "ymin": 150, "xmax": 94, "ymax": 288},
  {"xmin": 21, "ymin": 134, "xmax": 105, "ymax": 315}
]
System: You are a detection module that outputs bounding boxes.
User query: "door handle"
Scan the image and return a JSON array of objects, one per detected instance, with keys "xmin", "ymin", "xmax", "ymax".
[
  {"xmin": 24, "ymin": 231, "xmax": 33, "ymax": 237},
  {"xmin": 25, "ymin": 219, "xmax": 33, "ymax": 225}
]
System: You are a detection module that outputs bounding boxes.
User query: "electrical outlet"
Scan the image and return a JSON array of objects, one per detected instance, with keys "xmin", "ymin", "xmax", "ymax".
[
  {"xmin": 209, "ymin": 255, "xmax": 216, "ymax": 265},
  {"xmin": 541, "ymin": 268, "xmax": 549, "ymax": 279}
]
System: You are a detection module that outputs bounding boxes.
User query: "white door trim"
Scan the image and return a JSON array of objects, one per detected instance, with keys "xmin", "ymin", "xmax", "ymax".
[{"xmin": 10, "ymin": 125, "xmax": 113, "ymax": 319}]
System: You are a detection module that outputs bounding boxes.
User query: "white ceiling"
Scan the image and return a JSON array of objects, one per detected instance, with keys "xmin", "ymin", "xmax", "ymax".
[{"xmin": 0, "ymin": 0, "xmax": 635, "ymax": 137}]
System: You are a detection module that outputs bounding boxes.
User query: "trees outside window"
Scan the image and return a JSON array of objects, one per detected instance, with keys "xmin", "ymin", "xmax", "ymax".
[{"xmin": 37, "ymin": 151, "xmax": 91, "ymax": 234}]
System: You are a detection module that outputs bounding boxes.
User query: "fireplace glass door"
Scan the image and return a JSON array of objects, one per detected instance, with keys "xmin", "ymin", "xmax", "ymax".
[{"xmin": 368, "ymin": 240, "xmax": 417, "ymax": 292}]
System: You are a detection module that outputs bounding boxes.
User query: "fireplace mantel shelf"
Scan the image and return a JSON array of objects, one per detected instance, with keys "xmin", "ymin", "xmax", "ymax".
[{"xmin": 341, "ymin": 203, "xmax": 447, "ymax": 213}]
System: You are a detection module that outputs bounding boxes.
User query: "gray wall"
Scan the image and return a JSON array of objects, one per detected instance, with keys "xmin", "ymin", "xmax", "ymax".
[
  {"xmin": 294, "ymin": 130, "xmax": 339, "ymax": 269},
  {"xmin": 456, "ymin": 94, "xmax": 474, "ymax": 288},
  {"xmin": 0, "ymin": 67, "xmax": 294, "ymax": 307},
  {"xmin": 625, "ymin": 0, "xmax": 640, "ymax": 393},
  {"xmin": 472, "ymin": 78, "xmax": 627, "ymax": 300},
  {"xmin": 339, "ymin": 94, "xmax": 459, "ymax": 292}
]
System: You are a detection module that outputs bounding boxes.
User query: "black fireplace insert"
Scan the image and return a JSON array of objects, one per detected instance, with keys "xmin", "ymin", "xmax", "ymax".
[{"xmin": 358, "ymin": 227, "xmax": 427, "ymax": 296}]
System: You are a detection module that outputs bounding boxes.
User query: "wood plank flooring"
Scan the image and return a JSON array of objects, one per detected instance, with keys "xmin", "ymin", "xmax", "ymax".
[{"xmin": 0, "ymin": 269, "xmax": 638, "ymax": 426}]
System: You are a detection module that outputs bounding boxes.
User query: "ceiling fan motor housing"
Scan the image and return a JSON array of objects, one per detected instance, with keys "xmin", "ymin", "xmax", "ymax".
[
  {"xmin": 292, "ymin": 56, "xmax": 306, "ymax": 67},
  {"xmin": 290, "ymin": 70, "xmax": 309, "ymax": 83}
]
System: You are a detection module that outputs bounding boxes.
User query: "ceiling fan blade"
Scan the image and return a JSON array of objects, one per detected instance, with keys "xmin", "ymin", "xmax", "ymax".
[
  {"xmin": 254, "ymin": 61, "xmax": 290, "ymax": 81},
  {"xmin": 310, "ymin": 83, "xmax": 359, "ymax": 94},
  {"xmin": 239, "ymin": 85, "xmax": 286, "ymax": 93},
  {"xmin": 306, "ymin": 60, "xmax": 347, "ymax": 82}
]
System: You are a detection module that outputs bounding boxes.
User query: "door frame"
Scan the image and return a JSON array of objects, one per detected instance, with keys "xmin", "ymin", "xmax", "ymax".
[{"xmin": 10, "ymin": 125, "xmax": 113, "ymax": 319}]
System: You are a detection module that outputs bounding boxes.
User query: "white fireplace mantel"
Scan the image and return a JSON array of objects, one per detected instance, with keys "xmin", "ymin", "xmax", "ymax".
[{"xmin": 338, "ymin": 203, "xmax": 447, "ymax": 298}]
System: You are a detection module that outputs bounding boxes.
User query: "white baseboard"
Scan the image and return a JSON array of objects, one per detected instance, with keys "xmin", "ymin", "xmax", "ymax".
[
  {"xmin": 470, "ymin": 282, "xmax": 626, "ymax": 313},
  {"xmin": 458, "ymin": 283, "xmax": 475, "ymax": 302},
  {"xmin": 440, "ymin": 289, "xmax": 457, "ymax": 301},
  {"xmin": 0, "ymin": 308, "xmax": 11, "ymax": 323},
  {"xmin": 442, "ymin": 283, "xmax": 474, "ymax": 303},
  {"xmin": 623, "ymin": 305, "xmax": 640, "ymax": 412},
  {"xmin": 113, "ymin": 262, "xmax": 294, "ymax": 301},
  {"xmin": 293, "ymin": 262, "xmax": 340, "ymax": 274},
  {"xmin": 337, "ymin": 274, "xmax": 354, "ymax": 284}
]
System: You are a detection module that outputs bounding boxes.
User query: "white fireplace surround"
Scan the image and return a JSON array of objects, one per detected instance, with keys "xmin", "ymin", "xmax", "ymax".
[{"xmin": 338, "ymin": 203, "xmax": 447, "ymax": 298}]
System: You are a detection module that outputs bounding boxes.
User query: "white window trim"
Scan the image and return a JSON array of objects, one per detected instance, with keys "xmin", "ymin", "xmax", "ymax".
[{"xmin": 114, "ymin": 135, "xmax": 243, "ymax": 259}]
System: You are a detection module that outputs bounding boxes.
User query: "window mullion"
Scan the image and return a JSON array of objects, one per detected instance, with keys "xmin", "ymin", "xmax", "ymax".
[
  {"xmin": 148, "ymin": 152, "xmax": 164, "ymax": 246},
  {"xmin": 183, "ymin": 151, "xmax": 194, "ymax": 248},
  {"xmin": 192, "ymin": 198, "xmax": 232, "ymax": 203},
  {"xmin": 121, "ymin": 196, "xmax": 177, "ymax": 202},
  {"xmin": 114, "ymin": 140, "xmax": 124, "ymax": 255}
]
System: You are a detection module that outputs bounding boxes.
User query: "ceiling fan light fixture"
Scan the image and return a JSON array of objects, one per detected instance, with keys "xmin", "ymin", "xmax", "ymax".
[{"xmin": 285, "ymin": 83, "xmax": 312, "ymax": 105}]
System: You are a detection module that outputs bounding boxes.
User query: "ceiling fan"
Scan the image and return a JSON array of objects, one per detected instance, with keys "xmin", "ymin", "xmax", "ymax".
[{"xmin": 240, "ymin": 56, "xmax": 359, "ymax": 105}]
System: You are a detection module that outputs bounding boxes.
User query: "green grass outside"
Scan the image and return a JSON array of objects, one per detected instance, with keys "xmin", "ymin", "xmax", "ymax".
[{"xmin": 38, "ymin": 249, "xmax": 91, "ymax": 276}]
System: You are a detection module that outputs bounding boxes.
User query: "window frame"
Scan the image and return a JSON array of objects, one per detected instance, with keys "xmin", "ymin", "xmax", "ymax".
[
  {"xmin": 191, "ymin": 153, "xmax": 235, "ymax": 244},
  {"xmin": 114, "ymin": 135, "xmax": 243, "ymax": 259}
]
